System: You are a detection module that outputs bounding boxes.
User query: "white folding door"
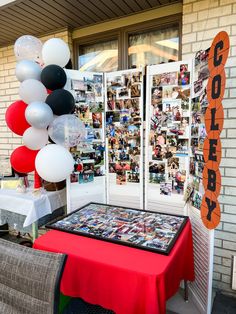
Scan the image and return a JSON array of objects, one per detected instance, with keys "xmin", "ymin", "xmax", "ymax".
[
  {"xmin": 104, "ymin": 68, "xmax": 144, "ymax": 209},
  {"xmin": 65, "ymin": 70, "xmax": 106, "ymax": 212},
  {"xmin": 145, "ymin": 61, "xmax": 193, "ymax": 215}
]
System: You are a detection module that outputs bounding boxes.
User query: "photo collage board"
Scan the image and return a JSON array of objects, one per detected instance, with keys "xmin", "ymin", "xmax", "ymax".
[
  {"xmin": 105, "ymin": 69, "xmax": 143, "ymax": 206},
  {"xmin": 47, "ymin": 202, "xmax": 188, "ymax": 255},
  {"xmin": 145, "ymin": 61, "xmax": 192, "ymax": 203},
  {"xmin": 189, "ymin": 49, "xmax": 210, "ymax": 210},
  {"xmin": 65, "ymin": 70, "xmax": 105, "ymax": 185}
]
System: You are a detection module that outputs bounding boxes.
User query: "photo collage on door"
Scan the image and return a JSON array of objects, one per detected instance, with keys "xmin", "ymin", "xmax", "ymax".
[
  {"xmin": 148, "ymin": 64, "xmax": 191, "ymax": 196},
  {"xmin": 189, "ymin": 49, "xmax": 210, "ymax": 209},
  {"xmin": 105, "ymin": 70, "xmax": 142, "ymax": 185},
  {"xmin": 67, "ymin": 72, "xmax": 105, "ymax": 184}
]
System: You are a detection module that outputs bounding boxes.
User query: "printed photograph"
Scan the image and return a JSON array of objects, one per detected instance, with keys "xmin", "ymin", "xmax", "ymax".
[
  {"xmin": 180, "ymin": 64, "xmax": 188, "ymax": 73},
  {"xmin": 109, "ymin": 162, "xmax": 116, "ymax": 173},
  {"xmin": 89, "ymin": 101, "xmax": 104, "ymax": 113},
  {"xmin": 71, "ymin": 79, "xmax": 87, "ymax": 91},
  {"xmin": 167, "ymin": 157, "xmax": 179, "ymax": 178},
  {"xmin": 178, "ymin": 71, "xmax": 190, "ymax": 86},
  {"xmin": 131, "ymin": 84, "xmax": 141, "ymax": 98},
  {"xmin": 162, "ymin": 86, "xmax": 175, "ymax": 99},
  {"xmin": 131, "ymin": 71, "xmax": 142, "ymax": 83},
  {"xmin": 116, "ymin": 87, "xmax": 130, "ymax": 99},
  {"xmin": 151, "ymin": 87, "xmax": 162, "ymax": 106},
  {"xmin": 94, "ymin": 165, "xmax": 104, "ymax": 177},
  {"xmin": 152, "ymin": 144, "xmax": 165, "ymax": 161},
  {"xmin": 149, "ymin": 172, "xmax": 165, "ymax": 184},
  {"xmin": 127, "ymin": 171, "xmax": 140, "ymax": 183},
  {"xmin": 79, "ymin": 160, "xmax": 94, "ymax": 184},
  {"xmin": 106, "ymin": 111, "xmax": 120, "ymax": 124},
  {"xmin": 93, "ymin": 74, "xmax": 103, "ymax": 83},
  {"xmin": 160, "ymin": 72, "xmax": 178, "ymax": 86},
  {"xmin": 120, "ymin": 109, "xmax": 130, "ymax": 124},
  {"xmin": 92, "ymin": 113, "xmax": 103, "ymax": 128},
  {"xmin": 149, "ymin": 162, "xmax": 165, "ymax": 174},
  {"xmin": 160, "ymin": 182, "xmax": 172, "ymax": 196},
  {"xmin": 152, "ymin": 74, "xmax": 162, "ymax": 86},
  {"xmin": 70, "ymin": 173, "xmax": 79, "ymax": 183},
  {"xmin": 116, "ymin": 170, "xmax": 127, "ymax": 185}
]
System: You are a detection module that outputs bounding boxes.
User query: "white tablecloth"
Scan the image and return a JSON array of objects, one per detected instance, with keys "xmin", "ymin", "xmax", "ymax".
[{"xmin": 0, "ymin": 188, "xmax": 66, "ymax": 227}]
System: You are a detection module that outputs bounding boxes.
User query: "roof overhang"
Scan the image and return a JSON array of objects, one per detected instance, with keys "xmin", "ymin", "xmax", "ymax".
[{"xmin": 0, "ymin": 0, "xmax": 182, "ymax": 47}]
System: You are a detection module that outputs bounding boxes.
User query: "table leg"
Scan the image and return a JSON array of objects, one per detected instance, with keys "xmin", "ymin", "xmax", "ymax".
[
  {"xmin": 184, "ymin": 280, "xmax": 189, "ymax": 302},
  {"xmin": 32, "ymin": 221, "xmax": 38, "ymax": 242}
]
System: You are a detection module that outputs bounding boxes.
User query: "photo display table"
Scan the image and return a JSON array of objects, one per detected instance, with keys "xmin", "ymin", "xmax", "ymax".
[
  {"xmin": 0, "ymin": 188, "xmax": 66, "ymax": 240},
  {"xmin": 34, "ymin": 203, "xmax": 194, "ymax": 314}
]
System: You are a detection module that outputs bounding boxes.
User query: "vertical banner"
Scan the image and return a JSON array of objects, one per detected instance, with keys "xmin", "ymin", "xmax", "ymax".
[
  {"xmin": 65, "ymin": 70, "xmax": 106, "ymax": 212},
  {"xmin": 145, "ymin": 61, "xmax": 192, "ymax": 214},
  {"xmin": 105, "ymin": 69, "xmax": 144, "ymax": 209},
  {"xmin": 201, "ymin": 32, "xmax": 229, "ymax": 229}
]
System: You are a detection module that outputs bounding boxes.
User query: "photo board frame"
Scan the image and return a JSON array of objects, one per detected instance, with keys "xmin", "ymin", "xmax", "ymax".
[
  {"xmin": 104, "ymin": 68, "xmax": 144, "ymax": 209},
  {"xmin": 145, "ymin": 61, "xmax": 193, "ymax": 215},
  {"xmin": 65, "ymin": 70, "xmax": 106, "ymax": 212},
  {"xmin": 46, "ymin": 202, "xmax": 188, "ymax": 255}
]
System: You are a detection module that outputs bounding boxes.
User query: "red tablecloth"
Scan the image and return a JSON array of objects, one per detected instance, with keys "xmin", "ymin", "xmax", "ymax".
[{"xmin": 34, "ymin": 220, "xmax": 194, "ymax": 314}]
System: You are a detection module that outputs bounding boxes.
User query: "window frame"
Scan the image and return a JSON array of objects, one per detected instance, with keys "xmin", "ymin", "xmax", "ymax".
[
  {"xmin": 73, "ymin": 14, "xmax": 182, "ymax": 71},
  {"xmin": 74, "ymin": 30, "xmax": 122, "ymax": 72}
]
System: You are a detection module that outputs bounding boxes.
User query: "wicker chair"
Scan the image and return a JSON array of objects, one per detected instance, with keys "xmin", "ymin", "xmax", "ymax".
[{"xmin": 0, "ymin": 238, "xmax": 67, "ymax": 314}]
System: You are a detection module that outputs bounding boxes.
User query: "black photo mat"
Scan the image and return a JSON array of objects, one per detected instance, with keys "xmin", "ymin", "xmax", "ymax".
[{"xmin": 46, "ymin": 202, "xmax": 188, "ymax": 255}]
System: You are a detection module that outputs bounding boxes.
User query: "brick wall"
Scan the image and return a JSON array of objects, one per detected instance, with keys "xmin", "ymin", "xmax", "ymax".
[
  {"xmin": 0, "ymin": 28, "xmax": 72, "ymax": 159},
  {"xmin": 182, "ymin": 0, "xmax": 236, "ymax": 295}
]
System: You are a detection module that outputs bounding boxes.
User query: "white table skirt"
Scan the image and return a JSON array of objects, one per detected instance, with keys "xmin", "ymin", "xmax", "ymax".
[{"xmin": 0, "ymin": 188, "xmax": 66, "ymax": 227}]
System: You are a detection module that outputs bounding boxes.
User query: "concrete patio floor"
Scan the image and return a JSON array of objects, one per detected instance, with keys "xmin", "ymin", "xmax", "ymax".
[{"xmin": 167, "ymin": 288, "xmax": 200, "ymax": 314}]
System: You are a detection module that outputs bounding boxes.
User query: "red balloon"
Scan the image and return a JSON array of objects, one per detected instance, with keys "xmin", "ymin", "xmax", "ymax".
[
  {"xmin": 5, "ymin": 100, "xmax": 30, "ymax": 136},
  {"xmin": 10, "ymin": 146, "xmax": 39, "ymax": 173}
]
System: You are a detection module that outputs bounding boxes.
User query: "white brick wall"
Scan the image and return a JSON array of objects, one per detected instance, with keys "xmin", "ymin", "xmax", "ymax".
[
  {"xmin": 183, "ymin": 0, "xmax": 236, "ymax": 296},
  {"xmin": 0, "ymin": 29, "xmax": 72, "ymax": 159}
]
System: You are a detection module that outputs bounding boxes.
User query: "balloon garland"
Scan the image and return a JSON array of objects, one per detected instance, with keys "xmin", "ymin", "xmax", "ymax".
[{"xmin": 6, "ymin": 35, "xmax": 85, "ymax": 189}]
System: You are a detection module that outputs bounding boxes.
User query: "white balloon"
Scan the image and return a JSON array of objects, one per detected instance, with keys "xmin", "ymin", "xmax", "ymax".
[
  {"xmin": 42, "ymin": 38, "xmax": 70, "ymax": 67},
  {"xmin": 14, "ymin": 35, "xmax": 43, "ymax": 63},
  {"xmin": 35, "ymin": 144, "xmax": 74, "ymax": 182},
  {"xmin": 23, "ymin": 127, "xmax": 48, "ymax": 150},
  {"xmin": 25, "ymin": 101, "xmax": 53, "ymax": 129},
  {"xmin": 48, "ymin": 114, "xmax": 86, "ymax": 148},
  {"xmin": 19, "ymin": 79, "xmax": 47, "ymax": 104},
  {"xmin": 15, "ymin": 60, "xmax": 42, "ymax": 82}
]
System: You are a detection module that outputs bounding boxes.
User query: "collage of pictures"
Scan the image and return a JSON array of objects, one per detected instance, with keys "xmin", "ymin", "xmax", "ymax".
[
  {"xmin": 148, "ymin": 63, "xmax": 191, "ymax": 196},
  {"xmin": 49, "ymin": 203, "xmax": 187, "ymax": 254},
  {"xmin": 105, "ymin": 70, "xmax": 143, "ymax": 185},
  {"xmin": 66, "ymin": 72, "xmax": 105, "ymax": 184},
  {"xmin": 189, "ymin": 49, "xmax": 210, "ymax": 209}
]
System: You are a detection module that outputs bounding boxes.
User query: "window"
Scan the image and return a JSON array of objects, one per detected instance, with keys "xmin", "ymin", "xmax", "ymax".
[
  {"xmin": 128, "ymin": 24, "xmax": 179, "ymax": 68},
  {"xmin": 78, "ymin": 38, "xmax": 118, "ymax": 72},
  {"xmin": 76, "ymin": 18, "xmax": 180, "ymax": 71}
]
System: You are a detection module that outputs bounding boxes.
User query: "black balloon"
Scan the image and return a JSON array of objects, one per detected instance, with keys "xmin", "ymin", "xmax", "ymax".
[
  {"xmin": 41, "ymin": 64, "xmax": 67, "ymax": 90},
  {"xmin": 46, "ymin": 89, "xmax": 75, "ymax": 115},
  {"xmin": 48, "ymin": 136, "xmax": 55, "ymax": 144}
]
